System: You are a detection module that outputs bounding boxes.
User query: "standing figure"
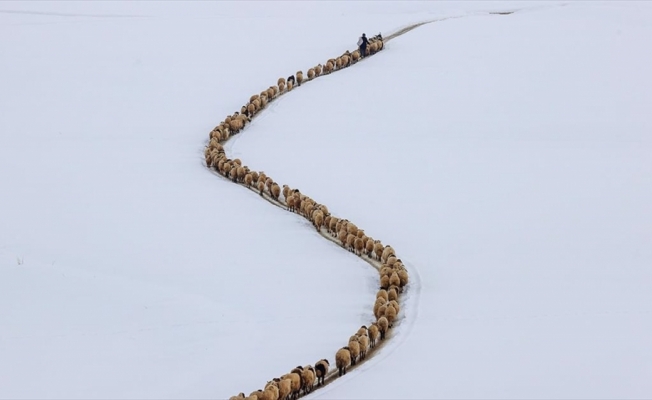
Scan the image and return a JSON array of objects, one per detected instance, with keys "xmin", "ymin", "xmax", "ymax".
[{"xmin": 358, "ymin": 33, "xmax": 369, "ymax": 58}]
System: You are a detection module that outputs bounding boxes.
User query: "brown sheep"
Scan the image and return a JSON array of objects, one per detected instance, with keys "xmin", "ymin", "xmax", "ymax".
[
  {"xmin": 261, "ymin": 383, "xmax": 279, "ymax": 400},
  {"xmin": 267, "ymin": 87, "xmax": 275, "ymax": 99},
  {"xmin": 328, "ymin": 217, "xmax": 339, "ymax": 236},
  {"xmin": 278, "ymin": 77, "xmax": 286, "ymax": 87},
  {"xmin": 398, "ymin": 269, "xmax": 409, "ymax": 288},
  {"xmin": 338, "ymin": 229, "xmax": 348, "ymax": 246},
  {"xmin": 272, "ymin": 377, "xmax": 291, "ymax": 400},
  {"xmin": 324, "ymin": 61, "xmax": 334, "ymax": 74},
  {"xmin": 357, "ymin": 333, "xmax": 370, "ymax": 360},
  {"xmin": 374, "ymin": 241, "xmax": 384, "ymax": 261},
  {"xmin": 351, "ymin": 49, "xmax": 360, "ymax": 63},
  {"xmin": 296, "ymin": 71, "xmax": 303, "ymax": 86},
  {"xmin": 376, "ymin": 303, "xmax": 388, "ymax": 320},
  {"xmin": 368, "ymin": 323, "xmax": 380, "ymax": 348},
  {"xmin": 257, "ymin": 180, "xmax": 265, "ymax": 196},
  {"xmin": 354, "ymin": 237, "xmax": 364, "ymax": 255},
  {"xmin": 348, "ymin": 335, "xmax": 361, "ymax": 365},
  {"xmin": 388, "ymin": 286, "xmax": 399, "ymax": 302},
  {"xmin": 346, "ymin": 233, "xmax": 356, "ymax": 252},
  {"xmin": 365, "ymin": 238, "xmax": 375, "ymax": 257},
  {"xmin": 282, "ymin": 184, "xmax": 291, "ymax": 200},
  {"xmin": 249, "ymin": 390, "xmax": 263, "ymax": 400},
  {"xmin": 287, "ymin": 80, "xmax": 294, "ymax": 91},
  {"xmin": 357, "ymin": 325, "xmax": 368, "ymax": 336},
  {"xmin": 384, "ymin": 303, "xmax": 397, "ymax": 328},
  {"xmin": 378, "ymin": 316, "xmax": 389, "ymax": 340},
  {"xmin": 247, "ymin": 103, "xmax": 256, "ymax": 116},
  {"xmin": 389, "ymin": 271, "xmax": 401, "ymax": 288},
  {"xmin": 315, "ymin": 64, "xmax": 322, "ymax": 76},
  {"xmin": 229, "ymin": 393, "xmax": 245, "ymax": 400},
  {"xmin": 314, "ymin": 359, "xmax": 329, "ymax": 386},
  {"xmin": 376, "ymin": 289, "xmax": 389, "ymax": 302},
  {"xmin": 382, "ymin": 245, "xmax": 396, "ymax": 262},
  {"xmin": 287, "ymin": 195, "xmax": 296, "ymax": 212},
  {"xmin": 278, "ymin": 81, "xmax": 285, "ymax": 93},
  {"xmin": 244, "ymin": 173, "xmax": 253, "ymax": 187},
  {"xmin": 307, "ymin": 68, "xmax": 315, "ymax": 80},
  {"xmin": 346, "ymin": 222, "xmax": 358, "ymax": 236},
  {"xmin": 313, "ymin": 210, "xmax": 324, "ymax": 231},
  {"xmin": 380, "ymin": 274, "xmax": 390, "ymax": 290},
  {"xmin": 389, "ymin": 299, "xmax": 400, "ymax": 315},
  {"xmin": 270, "ymin": 183, "xmax": 281, "ymax": 201},
  {"xmin": 280, "ymin": 372, "xmax": 301, "ymax": 400},
  {"xmin": 301, "ymin": 365, "xmax": 315, "ymax": 395},
  {"xmin": 335, "ymin": 347, "xmax": 351, "ymax": 377},
  {"xmin": 272, "ymin": 85, "xmax": 279, "ymax": 97}
]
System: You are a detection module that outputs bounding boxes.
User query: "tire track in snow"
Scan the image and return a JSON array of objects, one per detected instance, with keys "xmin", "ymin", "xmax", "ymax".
[{"xmin": 205, "ymin": 9, "xmax": 519, "ymax": 399}]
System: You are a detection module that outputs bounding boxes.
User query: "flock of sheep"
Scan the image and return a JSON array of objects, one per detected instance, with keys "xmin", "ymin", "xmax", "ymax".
[{"xmin": 202, "ymin": 34, "xmax": 404, "ymax": 400}]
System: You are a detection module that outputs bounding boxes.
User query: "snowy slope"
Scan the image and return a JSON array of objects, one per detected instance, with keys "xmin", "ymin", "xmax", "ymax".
[
  {"xmin": 2, "ymin": 1, "xmax": 650, "ymax": 399},
  {"xmin": 229, "ymin": 3, "xmax": 652, "ymax": 399}
]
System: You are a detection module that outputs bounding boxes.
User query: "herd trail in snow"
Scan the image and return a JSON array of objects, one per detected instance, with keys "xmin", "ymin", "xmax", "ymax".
[{"xmin": 206, "ymin": 10, "xmax": 517, "ymax": 399}]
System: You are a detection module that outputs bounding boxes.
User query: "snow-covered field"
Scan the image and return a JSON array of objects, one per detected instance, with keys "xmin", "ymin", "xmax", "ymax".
[{"xmin": 1, "ymin": 1, "xmax": 651, "ymax": 399}]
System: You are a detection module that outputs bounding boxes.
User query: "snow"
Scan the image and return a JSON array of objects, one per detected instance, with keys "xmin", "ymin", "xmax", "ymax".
[{"xmin": 2, "ymin": 1, "xmax": 651, "ymax": 399}]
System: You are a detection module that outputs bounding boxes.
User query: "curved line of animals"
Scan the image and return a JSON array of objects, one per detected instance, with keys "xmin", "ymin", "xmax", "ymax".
[{"xmin": 202, "ymin": 33, "xmax": 407, "ymax": 400}]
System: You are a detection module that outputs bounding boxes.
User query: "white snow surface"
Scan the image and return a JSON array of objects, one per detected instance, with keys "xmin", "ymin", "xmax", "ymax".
[{"xmin": 1, "ymin": 1, "xmax": 651, "ymax": 399}]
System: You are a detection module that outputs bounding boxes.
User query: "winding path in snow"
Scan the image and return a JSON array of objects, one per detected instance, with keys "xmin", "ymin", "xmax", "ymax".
[{"xmin": 206, "ymin": 11, "xmax": 517, "ymax": 399}]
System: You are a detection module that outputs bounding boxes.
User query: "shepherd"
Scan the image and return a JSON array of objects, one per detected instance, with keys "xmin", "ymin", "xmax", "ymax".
[{"xmin": 358, "ymin": 33, "xmax": 369, "ymax": 58}]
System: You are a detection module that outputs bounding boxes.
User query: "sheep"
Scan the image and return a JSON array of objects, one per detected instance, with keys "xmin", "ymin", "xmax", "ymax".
[
  {"xmin": 296, "ymin": 71, "xmax": 303, "ymax": 86},
  {"xmin": 337, "ymin": 229, "xmax": 348, "ymax": 246},
  {"xmin": 282, "ymin": 184, "xmax": 291, "ymax": 201},
  {"xmin": 272, "ymin": 85, "xmax": 279, "ymax": 97},
  {"xmin": 357, "ymin": 325, "xmax": 368, "ymax": 336},
  {"xmin": 324, "ymin": 61, "xmax": 334, "ymax": 74},
  {"xmin": 287, "ymin": 80, "xmax": 294, "ymax": 91},
  {"xmin": 378, "ymin": 316, "xmax": 389, "ymax": 340},
  {"xmin": 368, "ymin": 323, "xmax": 380, "ymax": 348},
  {"xmin": 365, "ymin": 238, "xmax": 375, "ymax": 257},
  {"xmin": 244, "ymin": 173, "xmax": 253, "ymax": 187},
  {"xmin": 229, "ymin": 393, "xmax": 245, "ymax": 400},
  {"xmin": 381, "ymin": 245, "xmax": 395, "ymax": 263},
  {"xmin": 229, "ymin": 165, "xmax": 238, "ymax": 182},
  {"xmin": 380, "ymin": 274, "xmax": 390, "ymax": 290},
  {"xmin": 374, "ymin": 241, "xmax": 384, "ymax": 261},
  {"xmin": 335, "ymin": 347, "xmax": 351, "ymax": 377},
  {"xmin": 351, "ymin": 49, "xmax": 361, "ymax": 63},
  {"xmin": 373, "ymin": 298, "xmax": 387, "ymax": 319},
  {"xmin": 354, "ymin": 237, "xmax": 364, "ymax": 255},
  {"xmin": 266, "ymin": 87, "xmax": 275, "ymax": 99},
  {"xmin": 272, "ymin": 377, "xmax": 291, "ymax": 400},
  {"xmin": 257, "ymin": 180, "xmax": 265, "ymax": 196},
  {"xmin": 384, "ymin": 303, "xmax": 397, "ymax": 328},
  {"xmin": 280, "ymin": 372, "xmax": 301, "ymax": 400},
  {"xmin": 251, "ymin": 171, "xmax": 260, "ymax": 184},
  {"xmin": 247, "ymin": 103, "xmax": 256, "ymax": 116},
  {"xmin": 314, "ymin": 359, "xmax": 329, "ymax": 386},
  {"xmin": 388, "ymin": 286, "xmax": 399, "ymax": 302},
  {"xmin": 313, "ymin": 210, "xmax": 324, "ymax": 231},
  {"xmin": 398, "ymin": 268, "xmax": 409, "ymax": 288},
  {"xmin": 278, "ymin": 81, "xmax": 286, "ymax": 93},
  {"xmin": 357, "ymin": 333, "xmax": 370, "ymax": 360},
  {"xmin": 270, "ymin": 182, "xmax": 281, "ymax": 201},
  {"xmin": 375, "ymin": 303, "xmax": 387, "ymax": 320},
  {"xmin": 315, "ymin": 64, "xmax": 322, "ymax": 76},
  {"xmin": 307, "ymin": 68, "xmax": 315, "ymax": 80},
  {"xmin": 389, "ymin": 299, "xmax": 400, "ymax": 315},
  {"xmin": 261, "ymin": 382, "xmax": 279, "ymax": 400},
  {"xmin": 328, "ymin": 217, "xmax": 339, "ymax": 236},
  {"xmin": 389, "ymin": 271, "xmax": 401, "ymax": 288},
  {"xmin": 387, "ymin": 255, "xmax": 397, "ymax": 267},
  {"xmin": 265, "ymin": 177, "xmax": 273, "ymax": 191},
  {"xmin": 348, "ymin": 335, "xmax": 361, "ymax": 365},
  {"xmin": 376, "ymin": 289, "xmax": 389, "ymax": 302},
  {"xmin": 278, "ymin": 77, "xmax": 286, "ymax": 87},
  {"xmin": 249, "ymin": 390, "xmax": 263, "ymax": 400},
  {"xmin": 236, "ymin": 166, "xmax": 247, "ymax": 182},
  {"xmin": 346, "ymin": 222, "xmax": 358, "ymax": 236},
  {"xmin": 346, "ymin": 233, "xmax": 356, "ymax": 252},
  {"xmin": 300, "ymin": 365, "xmax": 315, "ymax": 395}
]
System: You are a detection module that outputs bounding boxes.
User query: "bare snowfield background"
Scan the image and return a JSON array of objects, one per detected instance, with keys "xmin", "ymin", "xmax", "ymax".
[{"xmin": 1, "ymin": 1, "xmax": 651, "ymax": 399}]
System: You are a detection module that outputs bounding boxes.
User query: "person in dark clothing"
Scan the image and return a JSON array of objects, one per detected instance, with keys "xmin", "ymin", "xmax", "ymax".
[{"xmin": 358, "ymin": 33, "xmax": 369, "ymax": 58}]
